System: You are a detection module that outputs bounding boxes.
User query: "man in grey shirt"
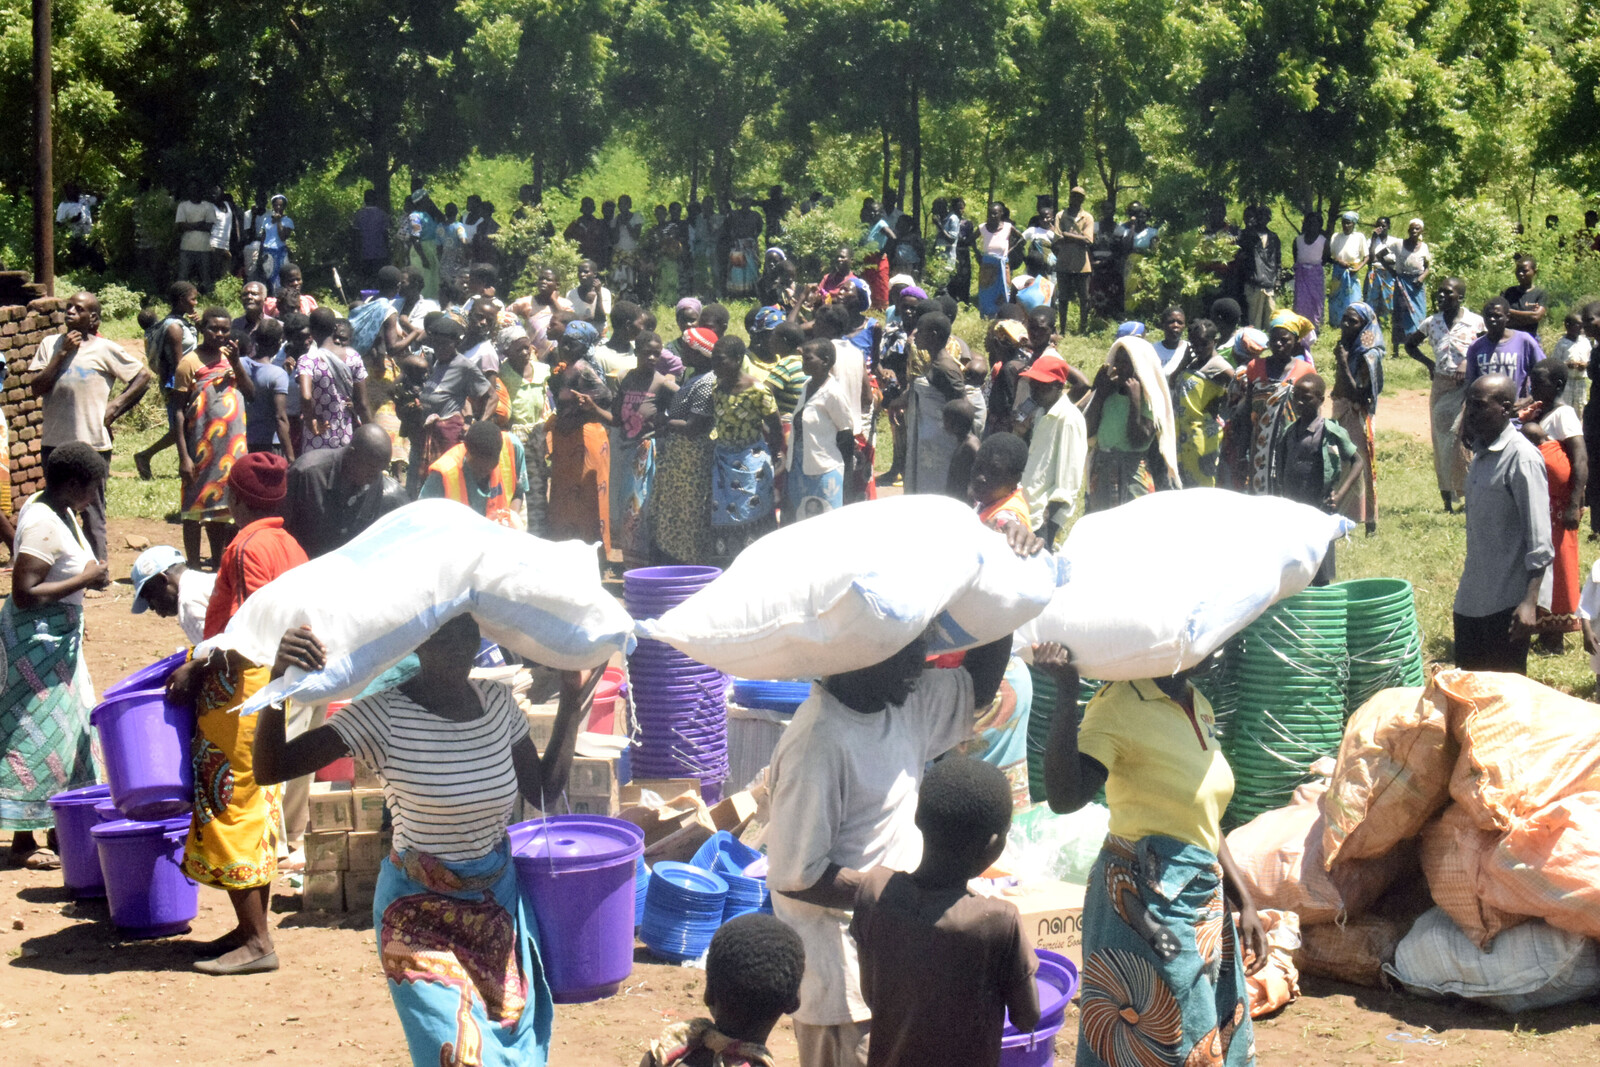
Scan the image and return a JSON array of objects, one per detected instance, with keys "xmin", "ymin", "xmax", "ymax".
[{"xmin": 1454, "ymin": 373, "xmax": 1553, "ymax": 674}]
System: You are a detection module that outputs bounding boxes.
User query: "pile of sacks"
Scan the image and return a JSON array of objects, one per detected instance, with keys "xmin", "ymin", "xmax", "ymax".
[{"xmin": 1227, "ymin": 670, "xmax": 1600, "ymax": 1012}]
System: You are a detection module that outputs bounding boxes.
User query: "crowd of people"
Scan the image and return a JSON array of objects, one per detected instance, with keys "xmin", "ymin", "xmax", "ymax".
[{"xmin": 0, "ymin": 177, "xmax": 1590, "ymax": 1067}]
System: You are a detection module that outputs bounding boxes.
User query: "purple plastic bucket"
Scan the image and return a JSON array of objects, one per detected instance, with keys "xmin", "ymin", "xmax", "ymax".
[
  {"xmin": 94, "ymin": 799, "xmax": 119, "ymax": 821},
  {"xmin": 91, "ymin": 689, "xmax": 195, "ymax": 820},
  {"xmin": 47, "ymin": 784, "xmax": 112, "ymax": 899},
  {"xmin": 623, "ymin": 565, "xmax": 721, "ymax": 588},
  {"xmin": 101, "ymin": 650, "xmax": 188, "ymax": 703},
  {"xmin": 91, "ymin": 816, "xmax": 198, "ymax": 938},
  {"xmin": 509, "ymin": 816, "xmax": 645, "ymax": 1004},
  {"xmin": 999, "ymin": 950, "xmax": 1079, "ymax": 1067}
]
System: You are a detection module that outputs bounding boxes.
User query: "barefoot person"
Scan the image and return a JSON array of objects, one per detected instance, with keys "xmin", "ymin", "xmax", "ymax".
[
  {"xmin": 256, "ymin": 615, "xmax": 600, "ymax": 1067},
  {"xmin": 0, "ymin": 445, "xmax": 109, "ymax": 868},
  {"xmin": 164, "ymin": 452, "xmax": 306, "ymax": 975}
]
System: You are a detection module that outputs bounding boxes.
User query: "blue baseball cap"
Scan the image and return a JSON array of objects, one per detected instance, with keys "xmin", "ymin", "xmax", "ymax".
[{"xmin": 130, "ymin": 546, "xmax": 185, "ymax": 614}]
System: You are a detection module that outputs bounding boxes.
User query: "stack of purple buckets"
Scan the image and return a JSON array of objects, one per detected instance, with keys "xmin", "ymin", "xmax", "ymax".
[{"xmin": 624, "ymin": 566, "xmax": 730, "ymax": 801}]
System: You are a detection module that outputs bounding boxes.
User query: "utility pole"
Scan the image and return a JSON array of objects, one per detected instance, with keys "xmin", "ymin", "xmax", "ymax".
[{"xmin": 33, "ymin": 0, "xmax": 53, "ymax": 295}]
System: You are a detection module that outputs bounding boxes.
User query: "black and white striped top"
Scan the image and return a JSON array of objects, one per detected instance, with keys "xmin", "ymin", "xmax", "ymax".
[{"xmin": 329, "ymin": 679, "xmax": 525, "ymax": 862}]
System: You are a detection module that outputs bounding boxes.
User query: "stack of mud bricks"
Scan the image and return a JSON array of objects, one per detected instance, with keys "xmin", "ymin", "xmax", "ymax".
[{"xmin": 0, "ymin": 274, "xmax": 61, "ymax": 510}]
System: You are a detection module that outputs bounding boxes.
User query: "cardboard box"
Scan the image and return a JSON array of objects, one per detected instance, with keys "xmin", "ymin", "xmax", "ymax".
[
  {"xmin": 304, "ymin": 830, "xmax": 349, "ymax": 872},
  {"xmin": 1000, "ymin": 879, "xmax": 1086, "ymax": 966},
  {"xmin": 308, "ymin": 784, "xmax": 354, "ymax": 832},
  {"xmin": 568, "ymin": 755, "xmax": 619, "ymax": 794},
  {"xmin": 710, "ymin": 791, "xmax": 758, "ymax": 835},
  {"xmin": 344, "ymin": 870, "xmax": 380, "ymax": 912},
  {"xmin": 620, "ymin": 779, "xmax": 701, "ymax": 807},
  {"xmin": 352, "ymin": 758, "xmax": 383, "ymax": 789},
  {"xmin": 302, "ymin": 870, "xmax": 344, "ymax": 911},
  {"xmin": 351, "ymin": 789, "xmax": 387, "ymax": 832},
  {"xmin": 563, "ymin": 789, "xmax": 620, "ymax": 816},
  {"xmin": 346, "ymin": 830, "xmax": 389, "ymax": 872}
]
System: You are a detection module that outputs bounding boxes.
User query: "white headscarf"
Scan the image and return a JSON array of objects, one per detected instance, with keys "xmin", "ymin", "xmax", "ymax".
[{"xmin": 1107, "ymin": 336, "xmax": 1181, "ymax": 488}]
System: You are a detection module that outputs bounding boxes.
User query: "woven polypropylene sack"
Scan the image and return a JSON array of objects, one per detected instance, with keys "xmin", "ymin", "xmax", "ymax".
[
  {"xmin": 1384, "ymin": 907, "xmax": 1600, "ymax": 1013},
  {"xmin": 1294, "ymin": 916, "xmax": 1411, "ymax": 988},
  {"xmin": 1432, "ymin": 669, "xmax": 1600, "ymax": 831},
  {"xmin": 1322, "ymin": 685, "xmax": 1455, "ymax": 868},
  {"xmin": 1418, "ymin": 803, "xmax": 1526, "ymax": 949},
  {"xmin": 1480, "ymin": 791, "xmax": 1600, "ymax": 941}
]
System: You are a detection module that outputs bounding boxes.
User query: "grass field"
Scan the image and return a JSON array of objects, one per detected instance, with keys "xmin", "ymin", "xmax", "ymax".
[{"xmin": 93, "ymin": 296, "xmax": 1600, "ymax": 697}]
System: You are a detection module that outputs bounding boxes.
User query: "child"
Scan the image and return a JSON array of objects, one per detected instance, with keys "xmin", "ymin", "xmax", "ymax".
[
  {"xmin": 640, "ymin": 913, "xmax": 805, "ymax": 1067},
  {"xmin": 969, "ymin": 432, "xmax": 1032, "ymax": 533},
  {"xmin": 1275, "ymin": 372, "xmax": 1363, "ymax": 584},
  {"xmin": 942, "ymin": 397, "xmax": 981, "ymax": 500},
  {"xmin": 1170, "ymin": 318, "xmax": 1235, "ymax": 487},
  {"xmin": 1550, "ymin": 309, "xmax": 1592, "ymax": 411},
  {"xmin": 1152, "ymin": 304, "xmax": 1189, "ymax": 374},
  {"xmin": 850, "ymin": 757, "xmax": 1039, "ymax": 1067}
]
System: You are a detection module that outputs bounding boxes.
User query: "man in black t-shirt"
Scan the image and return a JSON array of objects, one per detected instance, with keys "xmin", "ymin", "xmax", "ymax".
[{"xmin": 1502, "ymin": 255, "xmax": 1548, "ymax": 336}]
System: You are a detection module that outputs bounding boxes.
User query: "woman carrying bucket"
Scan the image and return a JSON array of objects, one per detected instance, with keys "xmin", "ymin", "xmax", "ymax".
[
  {"xmin": 1038, "ymin": 645, "xmax": 1268, "ymax": 1067},
  {"xmin": 255, "ymin": 614, "xmax": 599, "ymax": 1067},
  {"xmin": 0, "ymin": 444, "xmax": 109, "ymax": 868}
]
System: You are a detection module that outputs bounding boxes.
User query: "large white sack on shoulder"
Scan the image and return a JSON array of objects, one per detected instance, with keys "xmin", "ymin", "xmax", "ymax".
[
  {"xmin": 194, "ymin": 499, "xmax": 634, "ymax": 712},
  {"xmin": 1016, "ymin": 489, "xmax": 1352, "ymax": 680},
  {"xmin": 636, "ymin": 495, "xmax": 1067, "ymax": 680}
]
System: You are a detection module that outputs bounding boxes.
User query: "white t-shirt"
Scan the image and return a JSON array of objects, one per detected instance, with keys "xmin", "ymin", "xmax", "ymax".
[
  {"xmin": 329, "ymin": 679, "xmax": 525, "ymax": 862},
  {"xmin": 1153, "ymin": 339, "xmax": 1189, "ymax": 376},
  {"xmin": 1329, "ymin": 231, "xmax": 1368, "ymax": 268},
  {"xmin": 1539, "ymin": 403, "xmax": 1582, "ymax": 443},
  {"xmin": 175, "ymin": 200, "xmax": 218, "ymax": 252},
  {"xmin": 830, "ymin": 340, "xmax": 869, "ymax": 435},
  {"xmin": 209, "ymin": 204, "xmax": 232, "ymax": 251},
  {"xmin": 177, "ymin": 568, "xmax": 216, "ymax": 646},
  {"xmin": 461, "ymin": 339, "xmax": 500, "ymax": 376},
  {"xmin": 29, "ymin": 334, "xmax": 147, "ymax": 450},
  {"xmin": 13, "ymin": 495, "xmax": 96, "ymax": 605},
  {"xmin": 794, "ymin": 376, "xmax": 857, "ymax": 475},
  {"xmin": 766, "ymin": 670, "xmax": 975, "ymax": 1026}
]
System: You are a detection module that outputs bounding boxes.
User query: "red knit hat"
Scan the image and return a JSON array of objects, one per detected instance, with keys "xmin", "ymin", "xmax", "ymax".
[
  {"xmin": 684, "ymin": 326, "xmax": 718, "ymax": 357},
  {"xmin": 228, "ymin": 452, "xmax": 289, "ymax": 513}
]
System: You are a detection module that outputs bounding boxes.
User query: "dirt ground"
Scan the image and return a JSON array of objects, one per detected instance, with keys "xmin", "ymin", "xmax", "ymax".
[{"xmin": 4, "ymin": 502, "xmax": 1600, "ymax": 1066}]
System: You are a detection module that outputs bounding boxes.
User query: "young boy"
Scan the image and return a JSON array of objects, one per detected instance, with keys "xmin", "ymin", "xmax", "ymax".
[
  {"xmin": 850, "ymin": 757, "xmax": 1039, "ymax": 1067},
  {"xmin": 640, "ymin": 914, "xmax": 805, "ymax": 1067},
  {"xmin": 968, "ymin": 432, "xmax": 1032, "ymax": 532},
  {"xmin": 1550, "ymin": 309, "xmax": 1592, "ymax": 411},
  {"xmin": 942, "ymin": 398, "xmax": 981, "ymax": 500},
  {"xmin": 1276, "ymin": 373, "xmax": 1364, "ymax": 583}
]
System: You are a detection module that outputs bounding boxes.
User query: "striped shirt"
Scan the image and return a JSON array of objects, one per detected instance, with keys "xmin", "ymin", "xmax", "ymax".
[{"xmin": 328, "ymin": 679, "xmax": 525, "ymax": 862}]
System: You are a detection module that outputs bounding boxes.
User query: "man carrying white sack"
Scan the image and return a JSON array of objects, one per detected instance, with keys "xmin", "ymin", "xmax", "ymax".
[{"xmin": 766, "ymin": 522, "xmax": 1045, "ymax": 1067}]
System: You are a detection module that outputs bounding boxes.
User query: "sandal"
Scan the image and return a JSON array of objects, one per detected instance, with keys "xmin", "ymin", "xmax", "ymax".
[
  {"xmin": 194, "ymin": 950, "xmax": 279, "ymax": 976},
  {"xmin": 21, "ymin": 848, "xmax": 61, "ymax": 871}
]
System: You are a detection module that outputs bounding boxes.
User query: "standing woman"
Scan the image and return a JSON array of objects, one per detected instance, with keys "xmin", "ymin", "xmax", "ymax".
[
  {"xmin": 1519, "ymin": 361, "xmax": 1587, "ymax": 653},
  {"xmin": 257, "ymin": 616, "xmax": 596, "ymax": 1066},
  {"xmin": 976, "ymin": 202, "xmax": 1017, "ymax": 317},
  {"xmin": 1391, "ymin": 219, "xmax": 1431, "ymax": 342},
  {"xmin": 1327, "ymin": 211, "xmax": 1368, "ymax": 324},
  {"xmin": 610, "ymin": 331, "xmax": 675, "ymax": 569},
  {"xmin": 1038, "ymin": 644, "xmax": 1266, "ymax": 1067},
  {"xmin": 1082, "ymin": 336, "xmax": 1180, "ymax": 511},
  {"xmin": 708, "ymin": 336, "xmax": 784, "ymax": 564},
  {"xmin": 508, "ymin": 268, "xmax": 573, "ymax": 362},
  {"xmin": 948, "ymin": 197, "xmax": 975, "ymax": 304},
  {"xmin": 0, "ymin": 445, "xmax": 109, "ymax": 867},
  {"xmin": 1363, "ymin": 217, "xmax": 1396, "ymax": 324},
  {"xmin": 789, "ymin": 339, "xmax": 855, "ymax": 520},
  {"xmin": 1292, "ymin": 212, "xmax": 1328, "ymax": 328},
  {"xmin": 258, "ymin": 195, "xmax": 295, "ymax": 291},
  {"xmin": 652, "ymin": 328, "xmax": 719, "ymax": 566},
  {"xmin": 175, "ymin": 307, "xmax": 254, "ymax": 568},
  {"xmin": 1331, "ymin": 302, "xmax": 1385, "ymax": 535},
  {"xmin": 546, "ymin": 320, "xmax": 614, "ymax": 558},
  {"xmin": 1220, "ymin": 326, "xmax": 1317, "ymax": 493},
  {"xmin": 164, "ymin": 452, "xmax": 306, "ymax": 974}
]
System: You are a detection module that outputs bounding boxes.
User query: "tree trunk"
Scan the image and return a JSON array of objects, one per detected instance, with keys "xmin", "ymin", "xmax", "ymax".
[
  {"xmin": 910, "ymin": 76, "xmax": 922, "ymax": 230},
  {"xmin": 881, "ymin": 123, "xmax": 892, "ymax": 206},
  {"xmin": 532, "ymin": 155, "xmax": 545, "ymax": 206},
  {"xmin": 1050, "ymin": 159, "xmax": 1061, "ymax": 208},
  {"xmin": 689, "ymin": 156, "xmax": 699, "ymax": 206}
]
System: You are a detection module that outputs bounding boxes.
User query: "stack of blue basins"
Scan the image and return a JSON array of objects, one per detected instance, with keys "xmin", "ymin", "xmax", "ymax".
[
  {"xmin": 634, "ymin": 856, "xmax": 651, "ymax": 930},
  {"xmin": 625, "ymin": 567, "xmax": 730, "ymax": 799},
  {"xmin": 641, "ymin": 861, "xmax": 728, "ymax": 963},
  {"xmin": 729, "ymin": 679, "xmax": 811, "ymax": 716},
  {"xmin": 692, "ymin": 831, "xmax": 767, "ymax": 923}
]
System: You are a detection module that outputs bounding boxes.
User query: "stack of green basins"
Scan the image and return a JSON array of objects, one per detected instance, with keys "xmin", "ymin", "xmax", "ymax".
[
  {"xmin": 1338, "ymin": 577, "xmax": 1425, "ymax": 712},
  {"xmin": 1025, "ymin": 667, "xmax": 1104, "ymax": 804},
  {"xmin": 1194, "ymin": 646, "xmax": 1238, "ymax": 745},
  {"xmin": 1223, "ymin": 585, "xmax": 1350, "ymax": 829}
]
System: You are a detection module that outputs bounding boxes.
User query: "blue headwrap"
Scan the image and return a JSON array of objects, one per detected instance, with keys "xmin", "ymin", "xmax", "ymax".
[
  {"xmin": 1116, "ymin": 321, "xmax": 1146, "ymax": 338},
  {"xmin": 753, "ymin": 306, "xmax": 787, "ymax": 332},
  {"xmin": 847, "ymin": 277, "xmax": 872, "ymax": 308},
  {"xmin": 564, "ymin": 320, "xmax": 599, "ymax": 349}
]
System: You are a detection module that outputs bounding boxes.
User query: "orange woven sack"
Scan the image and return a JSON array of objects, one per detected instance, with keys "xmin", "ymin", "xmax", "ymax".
[
  {"xmin": 1322, "ymin": 686, "xmax": 1455, "ymax": 867},
  {"xmin": 1432, "ymin": 669, "xmax": 1600, "ymax": 831},
  {"xmin": 1480, "ymin": 791, "xmax": 1600, "ymax": 941},
  {"xmin": 1419, "ymin": 803, "xmax": 1526, "ymax": 949}
]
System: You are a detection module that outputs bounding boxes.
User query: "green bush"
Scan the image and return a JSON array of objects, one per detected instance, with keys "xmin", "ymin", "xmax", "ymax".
[
  {"xmin": 779, "ymin": 206, "xmax": 850, "ymax": 280},
  {"xmin": 96, "ymin": 281, "xmax": 144, "ymax": 321},
  {"xmin": 490, "ymin": 209, "xmax": 583, "ymax": 297}
]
